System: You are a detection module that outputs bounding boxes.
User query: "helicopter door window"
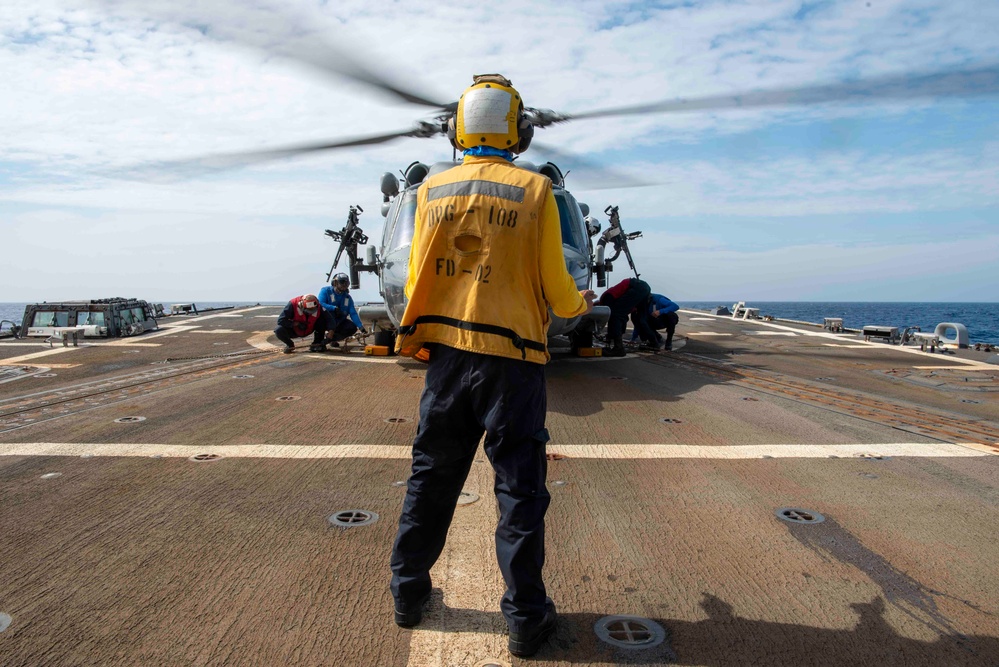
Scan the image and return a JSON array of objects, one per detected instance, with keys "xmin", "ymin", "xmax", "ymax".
[
  {"xmin": 78, "ymin": 311, "xmax": 105, "ymax": 327},
  {"xmin": 389, "ymin": 191, "xmax": 418, "ymax": 248},
  {"xmin": 554, "ymin": 194, "xmax": 587, "ymax": 254}
]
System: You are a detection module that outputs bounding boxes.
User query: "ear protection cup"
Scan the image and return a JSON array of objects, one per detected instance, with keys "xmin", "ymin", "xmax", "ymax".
[{"xmin": 514, "ymin": 117, "xmax": 534, "ymax": 154}]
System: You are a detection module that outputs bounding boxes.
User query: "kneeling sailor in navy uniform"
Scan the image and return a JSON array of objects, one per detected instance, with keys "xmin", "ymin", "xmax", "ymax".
[
  {"xmin": 318, "ymin": 272, "xmax": 367, "ymax": 347},
  {"xmin": 390, "ymin": 74, "xmax": 595, "ymax": 658}
]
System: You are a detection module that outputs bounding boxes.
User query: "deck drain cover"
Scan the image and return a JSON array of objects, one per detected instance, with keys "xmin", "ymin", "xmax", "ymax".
[
  {"xmin": 659, "ymin": 418, "xmax": 682, "ymax": 424},
  {"xmin": 546, "ymin": 453, "xmax": 565, "ymax": 461},
  {"xmin": 233, "ymin": 375, "xmax": 254, "ymax": 379},
  {"xmin": 40, "ymin": 472, "xmax": 62, "ymax": 479},
  {"xmin": 189, "ymin": 453, "xmax": 222, "ymax": 462},
  {"xmin": 776, "ymin": 507, "xmax": 825, "ymax": 524},
  {"xmin": 0, "ymin": 612, "xmax": 10, "ymax": 633},
  {"xmin": 114, "ymin": 416, "xmax": 146, "ymax": 423},
  {"xmin": 594, "ymin": 615, "xmax": 666, "ymax": 649},
  {"xmin": 384, "ymin": 417, "xmax": 411, "ymax": 424},
  {"xmin": 328, "ymin": 510, "xmax": 379, "ymax": 527},
  {"xmin": 276, "ymin": 396, "xmax": 301, "ymax": 401},
  {"xmin": 457, "ymin": 491, "xmax": 480, "ymax": 505},
  {"xmin": 473, "ymin": 661, "xmax": 511, "ymax": 667}
]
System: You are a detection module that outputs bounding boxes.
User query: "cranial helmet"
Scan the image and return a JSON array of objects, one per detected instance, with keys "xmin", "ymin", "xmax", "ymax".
[
  {"xmin": 301, "ymin": 294, "xmax": 319, "ymax": 311},
  {"xmin": 449, "ymin": 74, "xmax": 533, "ymax": 153},
  {"xmin": 332, "ymin": 273, "xmax": 350, "ymax": 293}
]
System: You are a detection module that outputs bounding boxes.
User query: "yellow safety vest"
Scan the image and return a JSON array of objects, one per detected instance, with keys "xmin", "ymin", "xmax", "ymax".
[{"xmin": 396, "ymin": 156, "xmax": 580, "ymax": 364}]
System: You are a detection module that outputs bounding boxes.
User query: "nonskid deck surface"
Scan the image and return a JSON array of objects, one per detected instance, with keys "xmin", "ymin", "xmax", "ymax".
[{"xmin": 0, "ymin": 307, "xmax": 996, "ymax": 666}]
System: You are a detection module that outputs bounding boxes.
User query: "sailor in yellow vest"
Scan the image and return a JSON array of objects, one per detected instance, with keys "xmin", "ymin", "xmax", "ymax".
[{"xmin": 390, "ymin": 74, "xmax": 595, "ymax": 657}]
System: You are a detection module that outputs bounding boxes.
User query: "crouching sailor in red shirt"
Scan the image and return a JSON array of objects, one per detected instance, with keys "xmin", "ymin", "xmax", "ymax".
[{"xmin": 273, "ymin": 294, "xmax": 330, "ymax": 354}]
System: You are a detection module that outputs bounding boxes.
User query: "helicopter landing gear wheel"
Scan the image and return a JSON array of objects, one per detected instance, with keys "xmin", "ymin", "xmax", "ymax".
[{"xmin": 373, "ymin": 329, "xmax": 396, "ymax": 354}]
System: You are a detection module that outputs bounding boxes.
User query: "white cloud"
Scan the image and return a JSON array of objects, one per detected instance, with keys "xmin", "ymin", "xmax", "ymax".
[{"xmin": 2, "ymin": 0, "xmax": 998, "ymax": 301}]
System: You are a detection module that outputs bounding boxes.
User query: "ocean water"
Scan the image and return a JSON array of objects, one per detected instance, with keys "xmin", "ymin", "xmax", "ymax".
[
  {"xmin": 3, "ymin": 300, "xmax": 997, "ymax": 344},
  {"xmin": 681, "ymin": 301, "xmax": 999, "ymax": 345}
]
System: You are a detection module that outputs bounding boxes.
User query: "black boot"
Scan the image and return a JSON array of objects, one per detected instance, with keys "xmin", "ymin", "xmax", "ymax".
[{"xmin": 604, "ymin": 336, "xmax": 627, "ymax": 357}]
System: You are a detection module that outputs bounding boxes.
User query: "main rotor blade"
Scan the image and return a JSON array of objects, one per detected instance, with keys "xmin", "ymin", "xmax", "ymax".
[
  {"xmin": 569, "ymin": 66, "xmax": 999, "ymax": 121},
  {"xmin": 97, "ymin": 0, "xmax": 454, "ymax": 110},
  {"xmin": 529, "ymin": 141, "xmax": 656, "ymax": 191},
  {"xmin": 108, "ymin": 128, "xmax": 421, "ymax": 181}
]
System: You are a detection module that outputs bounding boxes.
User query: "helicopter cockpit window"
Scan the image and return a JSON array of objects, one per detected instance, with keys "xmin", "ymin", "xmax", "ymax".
[
  {"xmin": 554, "ymin": 193, "xmax": 588, "ymax": 254},
  {"xmin": 388, "ymin": 190, "xmax": 418, "ymax": 249}
]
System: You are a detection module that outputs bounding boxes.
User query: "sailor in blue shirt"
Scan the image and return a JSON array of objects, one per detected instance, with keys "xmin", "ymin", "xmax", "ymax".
[
  {"xmin": 631, "ymin": 293, "xmax": 680, "ymax": 350},
  {"xmin": 318, "ymin": 273, "xmax": 367, "ymax": 346}
]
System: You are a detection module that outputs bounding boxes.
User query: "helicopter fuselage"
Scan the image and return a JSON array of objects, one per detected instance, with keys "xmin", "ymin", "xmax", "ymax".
[{"xmin": 374, "ymin": 160, "xmax": 604, "ymax": 339}]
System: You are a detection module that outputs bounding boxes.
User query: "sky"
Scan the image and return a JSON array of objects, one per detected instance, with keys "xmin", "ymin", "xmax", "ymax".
[{"xmin": 1, "ymin": 0, "xmax": 998, "ymax": 304}]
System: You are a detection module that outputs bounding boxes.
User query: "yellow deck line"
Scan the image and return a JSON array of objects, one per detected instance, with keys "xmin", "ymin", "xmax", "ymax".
[
  {"xmin": 1, "ymin": 442, "xmax": 988, "ymax": 459},
  {"xmin": 0, "ymin": 348, "xmax": 77, "ymax": 365}
]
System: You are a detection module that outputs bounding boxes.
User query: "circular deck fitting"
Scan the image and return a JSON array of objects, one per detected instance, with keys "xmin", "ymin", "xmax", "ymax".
[
  {"xmin": 457, "ymin": 491, "xmax": 480, "ymax": 505},
  {"xmin": 40, "ymin": 472, "xmax": 62, "ymax": 479},
  {"xmin": 328, "ymin": 510, "xmax": 379, "ymax": 527},
  {"xmin": 473, "ymin": 660, "xmax": 511, "ymax": 667},
  {"xmin": 35, "ymin": 373, "xmax": 57, "ymax": 378},
  {"xmin": 551, "ymin": 480, "xmax": 567, "ymax": 487},
  {"xmin": 114, "ymin": 416, "xmax": 146, "ymax": 424},
  {"xmin": 857, "ymin": 453, "xmax": 891, "ymax": 461},
  {"xmin": 275, "ymin": 396, "xmax": 301, "ymax": 401},
  {"xmin": 0, "ymin": 612, "xmax": 11, "ymax": 633},
  {"xmin": 742, "ymin": 397, "xmax": 759, "ymax": 401},
  {"xmin": 594, "ymin": 615, "xmax": 667, "ymax": 649},
  {"xmin": 384, "ymin": 417, "xmax": 411, "ymax": 424},
  {"xmin": 659, "ymin": 418, "xmax": 682, "ymax": 424},
  {"xmin": 232, "ymin": 375, "xmax": 254, "ymax": 379},
  {"xmin": 391, "ymin": 481, "xmax": 407, "ymax": 487},
  {"xmin": 189, "ymin": 453, "xmax": 222, "ymax": 463},
  {"xmin": 775, "ymin": 508, "xmax": 825, "ymax": 524},
  {"xmin": 546, "ymin": 453, "xmax": 565, "ymax": 461}
]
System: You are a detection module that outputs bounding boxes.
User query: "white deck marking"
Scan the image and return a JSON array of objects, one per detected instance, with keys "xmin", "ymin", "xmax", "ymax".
[
  {"xmin": 407, "ymin": 459, "xmax": 509, "ymax": 665},
  {"xmin": 0, "ymin": 348, "xmax": 77, "ymax": 365},
  {"xmin": 680, "ymin": 310, "xmax": 996, "ymax": 368},
  {"xmin": 190, "ymin": 329, "xmax": 241, "ymax": 334},
  {"xmin": 687, "ymin": 332, "xmax": 732, "ymax": 337},
  {"xmin": 1, "ymin": 442, "xmax": 988, "ymax": 459},
  {"xmin": 822, "ymin": 344, "xmax": 872, "ymax": 348},
  {"xmin": 176, "ymin": 306, "xmax": 268, "ymax": 323},
  {"xmin": 104, "ymin": 326, "xmax": 199, "ymax": 343}
]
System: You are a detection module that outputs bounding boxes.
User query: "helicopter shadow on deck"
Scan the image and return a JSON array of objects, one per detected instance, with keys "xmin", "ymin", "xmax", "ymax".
[
  {"xmin": 544, "ymin": 346, "xmax": 726, "ymax": 419},
  {"xmin": 407, "ymin": 593, "xmax": 997, "ymax": 666}
]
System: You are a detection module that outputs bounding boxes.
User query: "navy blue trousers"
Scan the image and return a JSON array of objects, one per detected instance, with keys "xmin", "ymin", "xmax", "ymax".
[{"xmin": 390, "ymin": 345, "xmax": 551, "ymax": 632}]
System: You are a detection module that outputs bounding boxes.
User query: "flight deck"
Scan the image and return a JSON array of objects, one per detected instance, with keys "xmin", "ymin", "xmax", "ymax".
[{"xmin": 1, "ymin": 306, "xmax": 996, "ymax": 666}]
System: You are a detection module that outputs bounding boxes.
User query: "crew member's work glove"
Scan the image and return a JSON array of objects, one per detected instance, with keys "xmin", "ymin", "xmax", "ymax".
[{"xmin": 360, "ymin": 327, "xmax": 369, "ymax": 335}]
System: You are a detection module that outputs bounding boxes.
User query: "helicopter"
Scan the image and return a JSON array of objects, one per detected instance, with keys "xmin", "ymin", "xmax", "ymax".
[
  {"xmin": 321, "ymin": 158, "xmax": 644, "ymax": 352},
  {"xmin": 118, "ymin": 4, "xmax": 999, "ymax": 354}
]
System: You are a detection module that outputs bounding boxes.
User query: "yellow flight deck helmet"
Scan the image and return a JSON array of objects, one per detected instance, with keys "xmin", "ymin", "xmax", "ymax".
[{"xmin": 451, "ymin": 74, "xmax": 533, "ymax": 153}]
